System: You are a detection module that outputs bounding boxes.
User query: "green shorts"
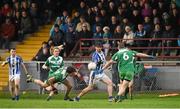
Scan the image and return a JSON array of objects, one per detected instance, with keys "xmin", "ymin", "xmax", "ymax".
[
  {"xmin": 46, "ymin": 71, "xmax": 67, "ymax": 84},
  {"xmin": 120, "ymin": 71, "xmax": 134, "ymax": 81}
]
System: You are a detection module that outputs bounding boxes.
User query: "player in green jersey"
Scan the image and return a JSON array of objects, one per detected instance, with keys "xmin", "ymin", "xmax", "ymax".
[
  {"xmin": 102, "ymin": 43, "xmax": 155, "ymax": 102},
  {"xmin": 27, "ymin": 66, "xmax": 81, "ymax": 101}
]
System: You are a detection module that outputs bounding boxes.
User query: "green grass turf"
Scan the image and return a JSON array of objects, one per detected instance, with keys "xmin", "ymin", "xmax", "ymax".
[{"xmin": 0, "ymin": 91, "xmax": 180, "ymax": 108}]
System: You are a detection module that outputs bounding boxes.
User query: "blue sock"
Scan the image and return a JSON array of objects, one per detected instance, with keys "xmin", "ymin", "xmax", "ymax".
[
  {"xmin": 15, "ymin": 95, "xmax": 19, "ymax": 101},
  {"xmin": 108, "ymin": 96, "xmax": 113, "ymax": 99}
]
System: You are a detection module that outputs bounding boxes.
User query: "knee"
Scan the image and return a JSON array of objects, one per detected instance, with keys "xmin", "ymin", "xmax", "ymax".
[
  {"xmin": 67, "ymin": 84, "xmax": 72, "ymax": 90},
  {"xmin": 15, "ymin": 84, "xmax": 19, "ymax": 89}
]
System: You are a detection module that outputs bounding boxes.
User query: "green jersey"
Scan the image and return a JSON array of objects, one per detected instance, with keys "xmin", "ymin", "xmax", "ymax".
[
  {"xmin": 45, "ymin": 55, "xmax": 64, "ymax": 76},
  {"xmin": 46, "ymin": 67, "xmax": 68, "ymax": 83},
  {"xmin": 112, "ymin": 48, "xmax": 137, "ymax": 74}
]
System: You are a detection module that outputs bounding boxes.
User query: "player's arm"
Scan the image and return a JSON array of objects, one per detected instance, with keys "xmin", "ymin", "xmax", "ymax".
[
  {"xmin": 102, "ymin": 59, "xmax": 115, "ymax": 70},
  {"xmin": 1, "ymin": 61, "xmax": 8, "ymax": 67},
  {"xmin": 42, "ymin": 58, "xmax": 50, "ymax": 70},
  {"xmin": 21, "ymin": 63, "xmax": 29, "ymax": 75},
  {"xmin": 136, "ymin": 53, "xmax": 155, "ymax": 59}
]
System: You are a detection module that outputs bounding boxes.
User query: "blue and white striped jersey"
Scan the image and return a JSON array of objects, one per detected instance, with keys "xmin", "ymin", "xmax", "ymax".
[
  {"xmin": 92, "ymin": 51, "xmax": 106, "ymax": 71},
  {"xmin": 6, "ymin": 55, "xmax": 23, "ymax": 75}
]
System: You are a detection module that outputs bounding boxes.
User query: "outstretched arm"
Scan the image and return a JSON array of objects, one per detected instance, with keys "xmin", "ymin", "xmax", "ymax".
[
  {"xmin": 1, "ymin": 61, "xmax": 8, "ymax": 67},
  {"xmin": 136, "ymin": 53, "xmax": 155, "ymax": 59},
  {"xmin": 102, "ymin": 59, "xmax": 114, "ymax": 70}
]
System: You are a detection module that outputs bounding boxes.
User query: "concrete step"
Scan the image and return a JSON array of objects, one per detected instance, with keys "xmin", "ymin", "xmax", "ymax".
[
  {"xmin": 23, "ymin": 41, "xmax": 43, "ymax": 45},
  {"xmin": 0, "ymin": 82, "xmax": 8, "ymax": 86},
  {"xmin": 33, "ymin": 33, "xmax": 49, "ymax": 37},
  {"xmin": 0, "ymin": 87, "xmax": 3, "ymax": 90},
  {"xmin": 0, "ymin": 78, "xmax": 8, "ymax": 82},
  {"xmin": 0, "ymin": 73, "xmax": 8, "ymax": 77},
  {"xmin": 16, "ymin": 45, "xmax": 41, "ymax": 49},
  {"xmin": 26, "ymin": 37, "xmax": 48, "ymax": 41}
]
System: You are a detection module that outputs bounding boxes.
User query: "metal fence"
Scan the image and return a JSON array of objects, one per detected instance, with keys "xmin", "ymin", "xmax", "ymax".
[{"xmin": 12, "ymin": 61, "xmax": 179, "ymax": 94}]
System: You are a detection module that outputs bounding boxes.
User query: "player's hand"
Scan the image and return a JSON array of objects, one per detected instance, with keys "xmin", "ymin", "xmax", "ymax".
[
  {"xmin": 42, "ymin": 65, "xmax": 48, "ymax": 69},
  {"xmin": 148, "ymin": 55, "xmax": 156, "ymax": 59},
  {"xmin": 1, "ymin": 62, "xmax": 6, "ymax": 67}
]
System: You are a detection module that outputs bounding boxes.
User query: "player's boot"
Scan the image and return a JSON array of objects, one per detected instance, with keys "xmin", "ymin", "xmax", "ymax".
[
  {"xmin": 73, "ymin": 97, "xmax": 80, "ymax": 102},
  {"xmin": 64, "ymin": 96, "xmax": 74, "ymax": 101},
  {"xmin": 46, "ymin": 96, "xmax": 52, "ymax": 101},
  {"xmin": 26, "ymin": 74, "xmax": 33, "ymax": 83},
  {"xmin": 114, "ymin": 95, "xmax": 123, "ymax": 102},
  {"xmin": 108, "ymin": 96, "xmax": 114, "ymax": 102}
]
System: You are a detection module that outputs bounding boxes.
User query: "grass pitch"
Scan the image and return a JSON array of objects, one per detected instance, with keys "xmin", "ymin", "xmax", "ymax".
[{"xmin": 0, "ymin": 91, "xmax": 180, "ymax": 108}]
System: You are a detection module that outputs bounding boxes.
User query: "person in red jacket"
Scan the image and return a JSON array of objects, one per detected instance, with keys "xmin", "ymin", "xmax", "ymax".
[{"xmin": 0, "ymin": 18, "xmax": 15, "ymax": 49}]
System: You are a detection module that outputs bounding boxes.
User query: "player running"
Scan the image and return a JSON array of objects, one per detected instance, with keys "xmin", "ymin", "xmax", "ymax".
[
  {"xmin": 1, "ymin": 48, "xmax": 29, "ymax": 101},
  {"xmin": 102, "ymin": 43, "xmax": 155, "ymax": 102},
  {"xmin": 74, "ymin": 43, "xmax": 113, "ymax": 102}
]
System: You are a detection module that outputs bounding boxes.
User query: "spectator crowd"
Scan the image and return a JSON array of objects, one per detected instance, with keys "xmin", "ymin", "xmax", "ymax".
[{"xmin": 1, "ymin": 0, "xmax": 180, "ymax": 58}]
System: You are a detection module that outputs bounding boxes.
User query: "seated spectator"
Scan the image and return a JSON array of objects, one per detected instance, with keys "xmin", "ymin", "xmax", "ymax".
[
  {"xmin": 143, "ymin": 16, "xmax": 153, "ymax": 35},
  {"xmin": 72, "ymin": 11, "xmax": 80, "ymax": 26},
  {"xmin": 122, "ymin": 26, "xmax": 134, "ymax": 47},
  {"xmin": 29, "ymin": 2, "xmax": 39, "ymax": 31},
  {"xmin": 13, "ymin": 11, "xmax": 21, "ymax": 41},
  {"xmin": 49, "ymin": 17, "xmax": 65, "ymax": 36},
  {"xmin": 93, "ymin": 25, "xmax": 103, "ymax": 45},
  {"xmin": 130, "ymin": 9, "xmax": 143, "ymax": 29},
  {"xmin": 18, "ymin": 10, "xmax": 32, "ymax": 42},
  {"xmin": 92, "ymin": 15, "xmax": 102, "ymax": 33},
  {"xmin": 1, "ymin": 3, "xmax": 12, "ymax": 17},
  {"xmin": 141, "ymin": 3, "xmax": 152, "ymax": 18},
  {"xmin": 0, "ymin": 18, "xmax": 15, "ymax": 49},
  {"xmin": 76, "ymin": 16, "xmax": 90, "ymax": 32},
  {"xmin": 112, "ymin": 25, "xmax": 124, "ymax": 53},
  {"xmin": 109, "ymin": 16, "xmax": 118, "ymax": 34},
  {"xmin": 64, "ymin": 17, "xmax": 75, "ymax": 33},
  {"xmin": 49, "ymin": 24, "xmax": 64, "ymax": 46},
  {"xmin": 135, "ymin": 24, "xmax": 148, "ymax": 50}
]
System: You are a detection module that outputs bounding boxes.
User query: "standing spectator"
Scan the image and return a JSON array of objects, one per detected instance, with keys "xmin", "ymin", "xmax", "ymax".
[
  {"xmin": 100, "ymin": 9, "xmax": 109, "ymax": 26},
  {"xmin": 65, "ymin": 25, "xmax": 77, "ymax": 57},
  {"xmin": 92, "ymin": 15, "xmax": 102, "ymax": 33},
  {"xmin": 148, "ymin": 24, "xmax": 162, "ymax": 56},
  {"xmin": 18, "ymin": 10, "xmax": 32, "ymax": 42},
  {"xmin": 78, "ymin": 23, "xmax": 92, "ymax": 56},
  {"xmin": 162, "ymin": 24, "xmax": 176, "ymax": 56},
  {"xmin": 0, "ymin": 18, "xmax": 15, "ymax": 49},
  {"xmin": 103, "ymin": 26, "xmax": 112, "ymax": 56}
]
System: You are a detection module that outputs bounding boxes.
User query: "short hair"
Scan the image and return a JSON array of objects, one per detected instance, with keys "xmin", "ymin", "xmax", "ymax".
[
  {"xmin": 10, "ymin": 48, "xmax": 16, "ymax": 50},
  {"xmin": 66, "ymin": 66, "xmax": 76, "ymax": 74},
  {"xmin": 54, "ymin": 24, "xmax": 59, "ymax": 28}
]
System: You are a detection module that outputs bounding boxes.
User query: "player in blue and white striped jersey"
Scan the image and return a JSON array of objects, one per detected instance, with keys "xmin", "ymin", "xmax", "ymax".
[
  {"xmin": 74, "ymin": 43, "xmax": 113, "ymax": 102},
  {"xmin": 1, "ymin": 48, "xmax": 29, "ymax": 101}
]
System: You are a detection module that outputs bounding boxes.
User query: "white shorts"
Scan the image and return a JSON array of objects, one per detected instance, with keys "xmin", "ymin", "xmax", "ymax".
[
  {"xmin": 9, "ymin": 74, "xmax": 20, "ymax": 82},
  {"xmin": 88, "ymin": 71, "xmax": 109, "ymax": 85}
]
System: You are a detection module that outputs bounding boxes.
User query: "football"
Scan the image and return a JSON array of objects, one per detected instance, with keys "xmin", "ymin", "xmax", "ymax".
[{"xmin": 88, "ymin": 62, "xmax": 97, "ymax": 70}]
